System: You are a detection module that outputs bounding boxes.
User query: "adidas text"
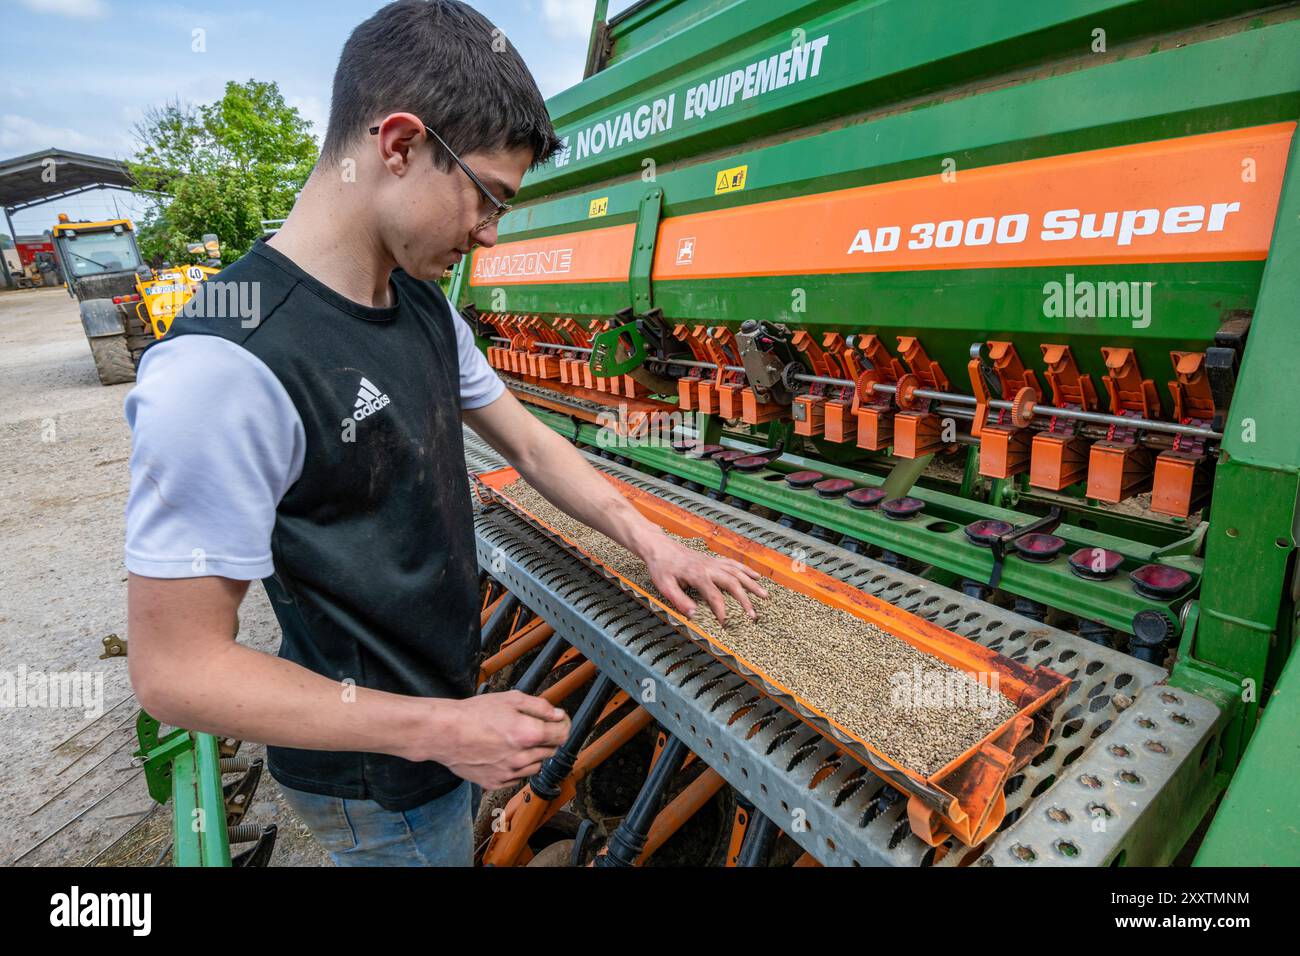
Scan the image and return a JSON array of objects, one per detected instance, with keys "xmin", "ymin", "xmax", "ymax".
[{"xmin": 353, "ymin": 377, "xmax": 393, "ymax": 421}]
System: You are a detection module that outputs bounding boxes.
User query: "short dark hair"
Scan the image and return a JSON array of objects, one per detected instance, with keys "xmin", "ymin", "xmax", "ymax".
[{"xmin": 321, "ymin": 0, "xmax": 562, "ymax": 171}]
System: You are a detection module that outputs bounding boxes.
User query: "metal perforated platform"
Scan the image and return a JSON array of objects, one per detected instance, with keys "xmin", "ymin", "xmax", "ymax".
[{"xmin": 463, "ymin": 427, "xmax": 1222, "ymax": 866}]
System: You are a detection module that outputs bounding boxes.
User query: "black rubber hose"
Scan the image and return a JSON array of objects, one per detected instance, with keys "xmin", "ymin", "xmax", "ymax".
[
  {"xmin": 596, "ymin": 734, "xmax": 689, "ymax": 867},
  {"xmin": 531, "ymin": 674, "xmax": 617, "ymax": 800},
  {"xmin": 479, "ymin": 592, "xmax": 521, "ymax": 654},
  {"xmin": 513, "ymin": 633, "xmax": 569, "ymax": 695},
  {"xmin": 735, "ymin": 810, "xmax": 780, "ymax": 867}
]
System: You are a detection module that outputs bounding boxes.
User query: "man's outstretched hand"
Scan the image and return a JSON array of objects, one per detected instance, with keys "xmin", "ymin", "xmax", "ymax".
[{"xmin": 639, "ymin": 535, "xmax": 768, "ymax": 624}]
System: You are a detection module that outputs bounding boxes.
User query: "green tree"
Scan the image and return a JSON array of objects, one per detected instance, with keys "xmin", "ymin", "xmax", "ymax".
[{"xmin": 129, "ymin": 80, "xmax": 317, "ymax": 265}]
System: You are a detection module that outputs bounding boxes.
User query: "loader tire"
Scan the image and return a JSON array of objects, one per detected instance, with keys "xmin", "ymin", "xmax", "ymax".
[
  {"xmin": 88, "ymin": 334, "xmax": 136, "ymax": 386},
  {"xmin": 122, "ymin": 304, "xmax": 156, "ymax": 364}
]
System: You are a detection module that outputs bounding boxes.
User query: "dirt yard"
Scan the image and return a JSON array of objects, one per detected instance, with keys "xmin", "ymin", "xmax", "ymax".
[{"xmin": 0, "ymin": 286, "xmax": 327, "ymax": 866}]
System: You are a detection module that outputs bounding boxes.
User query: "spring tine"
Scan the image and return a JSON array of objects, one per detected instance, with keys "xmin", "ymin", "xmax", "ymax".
[
  {"xmin": 9, "ymin": 769, "xmax": 144, "ymax": 865},
  {"xmin": 81, "ymin": 803, "xmax": 162, "ymax": 867},
  {"xmin": 48, "ymin": 693, "xmax": 135, "ymax": 752},
  {"xmin": 150, "ymin": 839, "xmax": 173, "ymax": 867},
  {"xmin": 55, "ymin": 708, "xmax": 138, "ymax": 775},
  {"xmin": 33, "ymin": 734, "xmax": 137, "ymax": 815}
]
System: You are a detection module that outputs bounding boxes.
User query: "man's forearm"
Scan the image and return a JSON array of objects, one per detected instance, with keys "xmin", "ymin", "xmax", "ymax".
[
  {"xmin": 127, "ymin": 572, "xmax": 573, "ymax": 791},
  {"xmin": 132, "ymin": 637, "xmax": 447, "ymax": 763},
  {"xmin": 508, "ymin": 419, "xmax": 663, "ymax": 556},
  {"xmin": 466, "ymin": 392, "xmax": 765, "ymax": 621}
]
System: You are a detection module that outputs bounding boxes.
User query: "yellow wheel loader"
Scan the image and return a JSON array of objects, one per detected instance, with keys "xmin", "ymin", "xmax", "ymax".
[{"xmin": 50, "ymin": 214, "xmax": 220, "ymax": 385}]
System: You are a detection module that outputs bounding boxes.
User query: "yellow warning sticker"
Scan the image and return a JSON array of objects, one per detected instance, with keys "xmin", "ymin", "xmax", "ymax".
[
  {"xmin": 714, "ymin": 165, "xmax": 748, "ymax": 194},
  {"xmin": 588, "ymin": 196, "xmax": 609, "ymax": 218}
]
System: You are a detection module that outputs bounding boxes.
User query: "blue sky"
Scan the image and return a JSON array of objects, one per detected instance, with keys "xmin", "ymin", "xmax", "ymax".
[{"xmin": 1, "ymin": 0, "xmax": 636, "ymax": 238}]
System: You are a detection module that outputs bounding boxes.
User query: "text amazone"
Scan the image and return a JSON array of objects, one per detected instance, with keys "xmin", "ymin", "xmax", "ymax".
[{"xmin": 472, "ymin": 248, "xmax": 574, "ymax": 280}]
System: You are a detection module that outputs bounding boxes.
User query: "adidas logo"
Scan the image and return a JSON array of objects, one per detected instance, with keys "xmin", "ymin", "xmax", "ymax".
[{"xmin": 352, "ymin": 376, "xmax": 392, "ymax": 421}]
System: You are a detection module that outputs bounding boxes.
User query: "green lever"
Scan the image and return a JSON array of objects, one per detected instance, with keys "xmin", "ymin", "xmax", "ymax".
[{"xmin": 589, "ymin": 320, "xmax": 647, "ymax": 378}]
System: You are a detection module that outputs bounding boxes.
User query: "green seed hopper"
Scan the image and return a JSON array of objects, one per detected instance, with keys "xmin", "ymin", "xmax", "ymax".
[{"xmin": 448, "ymin": 0, "xmax": 1300, "ymax": 865}]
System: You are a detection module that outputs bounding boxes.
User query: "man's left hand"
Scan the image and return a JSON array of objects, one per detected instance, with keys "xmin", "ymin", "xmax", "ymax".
[{"xmin": 639, "ymin": 535, "xmax": 768, "ymax": 624}]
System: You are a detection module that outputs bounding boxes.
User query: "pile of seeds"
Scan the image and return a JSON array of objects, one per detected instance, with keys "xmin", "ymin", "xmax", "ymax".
[{"xmin": 498, "ymin": 480, "xmax": 1016, "ymax": 775}]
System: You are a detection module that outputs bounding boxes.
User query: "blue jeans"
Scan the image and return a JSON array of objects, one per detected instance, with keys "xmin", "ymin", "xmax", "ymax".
[{"xmin": 281, "ymin": 780, "xmax": 482, "ymax": 867}]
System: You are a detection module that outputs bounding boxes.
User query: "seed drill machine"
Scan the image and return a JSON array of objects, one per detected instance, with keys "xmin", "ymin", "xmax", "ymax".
[
  {"xmin": 131, "ymin": 0, "xmax": 1300, "ymax": 867},
  {"xmin": 450, "ymin": 0, "xmax": 1300, "ymax": 868}
]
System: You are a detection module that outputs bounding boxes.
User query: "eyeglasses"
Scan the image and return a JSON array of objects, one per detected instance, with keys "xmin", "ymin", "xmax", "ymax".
[{"xmin": 368, "ymin": 122, "xmax": 512, "ymax": 234}]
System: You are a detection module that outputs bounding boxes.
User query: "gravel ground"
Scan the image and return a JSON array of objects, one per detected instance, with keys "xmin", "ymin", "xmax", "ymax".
[
  {"xmin": 501, "ymin": 480, "xmax": 1016, "ymax": 775},
  {"xmin": 0, "ymin": 287, "xmax": 327, "ymax": 867}
]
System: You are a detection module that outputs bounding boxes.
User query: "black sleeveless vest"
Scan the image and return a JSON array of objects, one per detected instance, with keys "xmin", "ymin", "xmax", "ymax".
[{"xmin": 163, "ymin": 239, "xmax": 480, "ymax": 809}]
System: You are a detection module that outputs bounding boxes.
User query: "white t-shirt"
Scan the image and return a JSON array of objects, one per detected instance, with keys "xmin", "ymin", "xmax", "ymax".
[{"xmin": 123, "ymin": 312, "xmax": 504, "ymax": 580}]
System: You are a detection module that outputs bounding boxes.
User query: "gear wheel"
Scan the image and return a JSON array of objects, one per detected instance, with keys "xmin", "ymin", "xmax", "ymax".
[
  {"xmin": 894, "ymin": 373, "xmax": 920, "ymax": 410},
  {"xmin": 1010, "ymin": 386, "xmax": 1038, "ymax": 427}
]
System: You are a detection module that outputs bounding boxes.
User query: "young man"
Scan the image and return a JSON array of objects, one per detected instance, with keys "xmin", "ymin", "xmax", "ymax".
[{"xmin": 123, "ymin": 0, "xmax": 765, "ymax": 867}]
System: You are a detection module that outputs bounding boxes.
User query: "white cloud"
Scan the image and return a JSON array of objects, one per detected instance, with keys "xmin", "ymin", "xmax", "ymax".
[
  {"xmin": 16, "ymin": 0, "xmax": 108, "ymax": 18},
  {"xmin": 0, "ymin": 114, "xmax": 102, "ymax": 154},
  {"xmin": 533, "ymin": 59, "xmax": 585, "ymax": 100},
  {"xmin": 10, "ymin": 188, "xmax": 151, "ymax": 235},
  {"xmin": 136, "ymin": 4, "xmax": 268, "ymax": 31},
  {"xmin": 37, "ymin": 67, "xmax": 220, "ymax": 105},
  {"xmin": 541, "ymin": 0, "xmax": 593, "ymax": 40},
  {"xmin": 287, "ymin": 94, "xmax": 328, "ymax": 139}
]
